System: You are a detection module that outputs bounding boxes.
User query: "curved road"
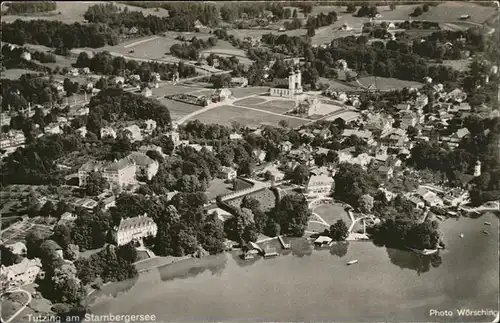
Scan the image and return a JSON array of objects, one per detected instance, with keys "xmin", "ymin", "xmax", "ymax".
[{"xmin": 2, "ymin": 289, "xmax": 32, "ymax": 323}]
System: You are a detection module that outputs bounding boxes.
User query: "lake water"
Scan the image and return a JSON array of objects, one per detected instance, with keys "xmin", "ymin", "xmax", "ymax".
[{"xmin": 89, "ymin": 212, "xmax": 499, "ymax": 322}]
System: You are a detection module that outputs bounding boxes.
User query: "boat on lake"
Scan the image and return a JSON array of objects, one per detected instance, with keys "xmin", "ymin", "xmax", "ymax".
[
  {"xmin": 482, "ymin": 230, "xmax": 489, "ymax": 235},
  {"xmin": 407, "ymin": 247, "xmax": 438, "ymax": 255},
  {"xmin": 346, "ymin": 260, "xmax": 358, "ymax": 265},
  {"xmin": 460, "ymin": 233, "xmax": 464, "ymax": 238},
  {"xmin": 484, "ymin": 222, "xmax": 492, "ymax": 226}
]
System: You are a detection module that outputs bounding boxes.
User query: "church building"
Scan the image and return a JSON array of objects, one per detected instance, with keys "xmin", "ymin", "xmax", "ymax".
[{"xmin": 270, "ymin": 67, "xmax": 303, "ymax": 98}]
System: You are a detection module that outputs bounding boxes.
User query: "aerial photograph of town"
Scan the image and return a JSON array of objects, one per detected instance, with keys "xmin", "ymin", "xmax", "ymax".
[{"xmin": 0, "ymin": 1, "xmax": 498, "ymax": 322}]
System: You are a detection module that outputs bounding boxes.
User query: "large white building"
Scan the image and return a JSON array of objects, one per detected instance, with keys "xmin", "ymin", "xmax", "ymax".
[
  {"xmin": 270, "ymin": 68, "xmax": 303, "ymax": 98},
  {"xmin": 127, "ymin": 152, "xmax": 159, "ymax": 181},
  {"xmin": 102, "ymin": 158, "xmax": 137, "ymax": 189},
  {"xmin": 305, "ymin": 170, "xmax": 334, "ymax": 197},
  {"xmin": 114, "ymin": 214, "xmax": 158, "ymax": 246},
  {"xmin": 1, "ymin": 258, "xmax": 42, "ymax": 288}
]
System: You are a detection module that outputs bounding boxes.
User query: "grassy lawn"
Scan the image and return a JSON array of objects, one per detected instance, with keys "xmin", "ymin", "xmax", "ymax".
[
  {"xmin": 108, "ymin": 35, "xmax": 182, "ymax": 60},
  {"xmin": 1, "ymin": 291, "xmax": 30, "ymax": 322},
  {"xmin": 233, "ymin": 97, "xmax": 267, "ymax": 106},
  {"xmin": 307, "ymin": 221, "xmax": 329, "ymax": 233},
  {"xmin": 192, "ymin": 105, "xmax": 308, "ymax": 128},
  {"xmin": 319, "ymin": 77, "xmax": 359, "ymax": 91},
  {"xmin": 418, "ymin": 2, "xmax": 496, "ymax": 24},
  {"xmin": 313, "ymin": 203, "xmax": 351, "ymax": 226},
  {"xmin": 206, "ymin": 178, "xmax": 234, "ymax": 201},
  {"xmin": 187, "ymin": 89, "xmax": 215, "ymax": 97},
  {"xmin": 225, "ymin": 188, "xmax": 277, "ymax": 212},
  {"xmin": 440, "ymin": 59, "xmax": 471, "ymax": 72},
  {"xmin": 156, "ymin": 97, "xmax": 202, "ymax": 121},
  {"xmin": 227, "ymin": 28, "xmax": 305, "ymax": 40},
  {"xmin": 230, "ymin": 86, "xmax": 269, "ymax": 98},
  {"xmin": 250, "ymin": 100, "xmax": 296, "ymax": 114},
  {"xmin": 1, "ymin": 69, "xmax": 41, "ymax": 80},
  {"xmin": 1, "ymin": 2, "xmax": 169, "ymax": 23},
  {"xmin": 136, "ymin": 250, "xmax": 150, "ymax": 262},
  {"xmin": 356, "ymin": 76, "xmax": 424, "ymax": 91}
]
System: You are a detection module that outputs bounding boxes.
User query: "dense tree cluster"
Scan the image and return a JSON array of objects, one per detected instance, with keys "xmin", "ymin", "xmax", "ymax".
[
  {"xmin": 355, "ymin": 5, "xmax": 379, "ymax": 18},
  {"xmin": 75, "ymin": 245, "xmax": 138, "ymax": 285},
  {"xmin": 1, "ymin": 44, "xmax": 54, "ymax": 72},
  {"xmin": 1, "ymin": 133, "xmax": 83, "ymax": 186},
  {"xmin": 5, "ymin": 1, "xmax": 56, "ymax": 14},
  {"xmin": 269, "ymin": 193, "xmax": 310, "ymax": 236},
  {"xmin": 86, "ymin": 88, "xmax": 171, "ymax": 136},
  {"xmin": 170, "ymin": 37, "xmax": 218, "ymax": 60},
  {"xmin": 1, "ymin": 20, "xmax": 119, "ymax": 49},
  {"xmin": 334, "ymin": 163, "xmax": 379, "ymax": 207},
  {"xmin": 305, "ymin": 11, "xmax": 338, "ymax": 30},
  {"xmin": 328, "ymin": 219, "xmax": 349, "ymax": 241},
  {"xmin": 147, "ymin": 145, "xmax": 221, "ymax": 194},
  {"xmin": 206, "ymin": 54, "xmax": 246, "ymax": 76},
  {"xmin": 75, "ymin": 51, "xmax": 196, "ymax": 80},
  {"xmin": 1, "ymin": 74, "xmax": 60, "ymax": 112},
  {"xmin": 371, "ymin": 218, "xmax": 441, "ymax": 250}
]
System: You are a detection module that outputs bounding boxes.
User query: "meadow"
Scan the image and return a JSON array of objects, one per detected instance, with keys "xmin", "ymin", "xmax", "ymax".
[
  {"xmin": 192, "ymin": 105, "xmax": 308, "ymax": 129},
  {"xmin": 313, "ymin": 203, "xmax": 351, "ymax": 226},
  {"xmin": 355, "ymin": 76, "xmax": 424, "ymax": 91},
  {"xmin": 1, "ymin": 1, "xmax": 170, "ymax": 24}
]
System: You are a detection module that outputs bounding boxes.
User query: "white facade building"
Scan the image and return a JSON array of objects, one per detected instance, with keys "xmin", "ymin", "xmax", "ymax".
[{"xmin": 114, "ymin": 214, "xmax": 158, "ymax": 246}]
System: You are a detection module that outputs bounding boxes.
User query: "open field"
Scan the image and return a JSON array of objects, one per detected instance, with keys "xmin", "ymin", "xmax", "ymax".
[
  {"xmin": 206, "ymin": 178, "xmax": 234, "ymax": 201},
  {"xmin": 1, "ymin": 291, "xmax": 30, "ymax": 322},
  {"xmin": 1, "ymin": 1, "xmax": 169, "ymax": 23},
  {"xmin": 356, "ymin": 76, "xmax": 424, "ymax": 91},
  {"xmin": 187, "ymin": 89, "xmax": 216, "ymax": 97},
  {"xmin": 1, "ymin": 68, "xmax": 40, "ymax": 80},
  {"xmin": 418, "ymin": 1, "xmax": 497, "ymax": 24},
  {"xmin": 153, "ymin": 83, "xmax": 208, "ymax": 96},
  {"xmin": 307, "ymin": 221, "xmax": 329, "ymax": 233},
  {"xmin": 230, "ymin": 86, "xmax": 269, "ymax": 98},
  {"xmin": 319, "ymin": 77, "xmax": 359, "ymax": 91},
  {"xmin": 156, "ymin": 97, "xmax": 203, "ymax": 121},
  {"xmin": 313, "ymin": 203, "xmax": 351, "ymax": 226},
  {"xmin": 225, "ymin": 188, "xmax": 277, "ymax": 212},
  {"xmin": 249, "ymin": 99, "xmax": 296, "ymax": 114},
  {"xmin": 234, "ymin": 97, "xmax": 267, "ymax": 106},
  {"xmin": 192, "ymin": 105, "xmax": 308, "ymax": 128},
  {"xmin": 440, "ymin": 59, "xmax": 472, "ymax": 72}
]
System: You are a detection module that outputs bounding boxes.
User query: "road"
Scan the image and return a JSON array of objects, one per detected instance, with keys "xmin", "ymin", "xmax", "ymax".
[{"xmin": 2, "ymin": 289, "xmax": 32, "ymax": 323}]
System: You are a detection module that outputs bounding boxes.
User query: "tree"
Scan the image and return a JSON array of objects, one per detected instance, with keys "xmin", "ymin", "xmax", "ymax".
[
  {"xmin": 346, "ymin": 4, "xmax": 356, "ymax": 13},
  {"xmin": 39, "ymin": 200, "xmax": 55, "ymax": 217},
  {"xmin": 358, "ymin": 194, "xmax": 374, "ymax": 213},
  {"xmin": 85, "ymin": 171, "xmax": 108, "ymax": 196},
  {"xmin": 307, "ymin": 26, "xmax": 315, "ymax": 38},
  {"xmin": 422, "ymin": 4, "xmax": 429, "ymax": 12},
  {"xmin": 334, "ymin": 163, "xmax": 378, "ymax": 207},
  {"xmin": 64, "ymin": 244, "xmax": 80, "ymax": 261},
  {"xmin": 412, "ymin": 6, "xmax": 423, "ymax": 17},
  {"xmin": 292, "ymin": 164, "xmax": 310, "ymax": 185},
  {"xmin": 52, "ymin": 224, "xmax": 72, "ymax": 249},
  {"xmin": 0, "ymin": 245, "xmax": 22, "ymax": 266},
  {"xmin": 292, "ymin": 9, "xmax": 297, "ymax": 18},
  {"xmin": 199, "ymin": 213, "xmax": 226, "ymax": 254},
  {"xmin": 390, "ymin": 3, "xmax": 396, "ymax": 10},
  {"xmin": 278, "ymin": 119, "xmax": 289, "ymax": 128},
  {"xmin": 329, "ymin": 219, "xmax": 349, "ymax": 241},
  {"xmin": 26, "ymin": 229, "xmax": 47, "ymax": 258},
  {"xmin": 117, "ymin": 243, "xmax": 138, "ymax": 263},
  {"xmin": 210, "ymin": 73, "xmax": 231, "ymax": 88},
  {"xmin": 271, "ymin": 193, "xmax": 310, "ymax": 236},
  {"xmin": 52, "ymin": 263, "xmax": 85, "ymax": 304}
]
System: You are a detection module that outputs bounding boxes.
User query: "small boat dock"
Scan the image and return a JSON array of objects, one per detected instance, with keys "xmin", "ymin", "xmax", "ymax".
[
  {"xmin": 263, "ymin": 247, "xmax": 279, "ymax": 258},
  {"xmin": 347, "ymin": 260, "xmax": 358, "ymax": 265}
]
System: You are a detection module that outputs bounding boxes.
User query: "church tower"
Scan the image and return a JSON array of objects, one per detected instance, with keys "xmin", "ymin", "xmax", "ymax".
[
  {"xmin": 474, "ymin": 160, "xmax": 482, "ymax": 177},
  {"xmin": 288, "ymin": 67, "xmax": 296, "ymax": 92},
  {"xmin": 295, "ymin": 67, "xmax": 302, "ymax": 92}
]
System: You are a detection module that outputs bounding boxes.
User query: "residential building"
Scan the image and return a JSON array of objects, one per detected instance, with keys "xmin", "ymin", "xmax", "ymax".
[
  {"xmin": 305, "ymin": 170, "xmax": 334, "ymax": 196},
  {"xmin": 416, "ymin": 187, "xmax": 443, "ymax": 207},
  {"xmin": 447, "ymin": 88, "xmax": 467, "ymax": 102},
  {"xmin": 78, "ymin": 160, "xmax": 107, "ymax": 187},
  {"xmin": 126, "ymin": 152, "xmax": 159, "ymax": 181},
  {"xmin": 408, "ymin": 196, "xmax": 425, "ymax": 209},
  {"xmin": 102, "ymin": 195, "xmax": 116, "ymax": 210},
  {"xmin": 0, "ymin": 131, "xmax": 26, "ymax": 149},
  {"xmin": 230, "ymin": 77, "xmax": 248, "ymax": 87},
  {"xmin": 312, "ymin": 128, "xmax": 332, "ymax": 140},
  {"xmin": 20, "ymin": 51, "xmax": 31, "ymax": 61},
  {"xmin": 400, "ymin": 110, "xmax": 417, "ymax": 129},
  {"xmin": 188, "ymin": 144, "xmax": 214, "ymax": 152},
  {"xmin": 123, "ymin": 124, "xmax": 143, "ymax": 142},
  {"xmin": 75, "ymin": 127, "xmax": 87, "ymax": 138},
  {"xmin": 377, "ymin": 166, "xmax": 394, "ymax": 180},
  {"xmin": 113, "ymin": 76, "xmax": 125, "ymax": 85},
  {"xmin": 261, "ymin": 164, "xmax": 285, "ymax": 182},
  {"xmin": 151, "ymin": 72, "xmax": 161, "ymax": 82},
  {"xmin": 5, "ymin": 242, "xmax": 27, "ymax": 256},
  {"xmin": 443, "ymin": 189, "xmax": 470, "ymax": 207},
  {"xmin": 341, "ymin": 129, "xmax": 374, "ymax": 145},
  {"xmin": 113, "ymin": 214, "xmax": 158, "ymax": 246},
  {"xmin": 215, "ymin": 88, "xmax": 232, "ymax": 101},
  {"xmin": 102, "ymin": 158, "xmax": 137, "ymax": 189},
  {"xmin": 415, "ymin": 94, "xmax": 429, "ymax": 108},
  {"xmin": 144, "ymin": 119, "xmax": 157, "ymax": 133},
  {"xmin": 220, "ymin": 166, "xmax": 237, "ymax": 181},
  {"xmin": 338, "ymin": 148, "xmax": 372, "ymax": 167},
  {"xmin": 280, "ymin": 141, "xmax": 293, "ymax": 152},
  {"xmin": 270, "ymin": 68, "xmax": 303, "ymax": 98},
  {"xmin": 474, "ymin": 160, "xmax": 481, "ymax": 177},
  {"xmin": 1, "ymin": 258, "xmax": 42, "ymax": 287},
  {"xmin": 44, "ymin": 124, "xmax": 61, "ymax": 135},
  {"xmin": 58, "ymin": 212, "xmax": 77, "ymax": 225},
  {"xmin": 69, "ymin": 68, "xmax": 79, "ymax": 76},
  {"xmin": 100, "ymin": 127, "xmax": 117, "ymax": 139},
  {"xmin": 142, "ymin": 87, "xmax": 152, "ymax": 98},
  {"xmin": 295, "ymin": 96, "xmax": 319, "ymax": 116},
  {"xmin": 366, "ymin": 113, "xmax": 394, "ymax": 135},
  {"xmin": 229, "ymin": 133, "xmax": 243, "ymax": 140},
  {"xmin": 253, "ymin": 149, "xmax": 266, "ymax": 163},
  {"xmin": 452, "ymin": 127, "xmax": 470, "ymax": 141}
]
